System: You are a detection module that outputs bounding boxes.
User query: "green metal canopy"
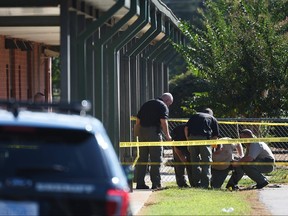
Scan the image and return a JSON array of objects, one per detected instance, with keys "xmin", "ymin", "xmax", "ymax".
[{"xmin": 0, "ymin": 0, "xmax": 185, "ymax": 158}]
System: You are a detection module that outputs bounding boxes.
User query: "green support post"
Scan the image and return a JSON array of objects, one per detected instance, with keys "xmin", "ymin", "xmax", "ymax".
[
  {"xmin": 76, "ymin": 0, "xmax": 125, "ymax": 119},
  {"xmin": 106, "ymin": 0, "xmax": 149, "ymax": 154},
  {"xmin": 144, "ymin": 20, "xmax": 171, "ymax": 60},
  {"xmin": 93, "ymin": 0, "xmax": 137, "ymax": 123},
  {"xmin": 125, "ymin": 6, "xmax": 157, "ymax": 57}
]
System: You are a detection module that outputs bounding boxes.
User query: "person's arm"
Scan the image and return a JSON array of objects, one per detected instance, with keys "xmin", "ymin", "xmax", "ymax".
[
  {"xmin": 160, "ymin": 118, "xmax": 171, "ymax": 141},
  {"xmin": 239, "ymin": 155, "xmax": 254, "ymax": 162},
  {"xmin": 184, "ymin": 126, "xmax": 189, "ymax": 140},
  {"xmin": 134, "ymin": 117, "xmax": 141, "ymax": 138},
  {"xmin": 231, "ymin": 154, "xmax": 253, "ymax": 167},
  {"xmin": 211, "ymin": 119, "xmax": 219, "ymax": 140},
  {"xmin": 174, "ymin": 147, "xmax": 187, "ymax": 162},
  {"xmin": 135, "ymin": 117, "xmax": 140, "ymax": 126},
  {"xmin": 235, "ymin": 143, "xmax": 244, "ymax": 158}
]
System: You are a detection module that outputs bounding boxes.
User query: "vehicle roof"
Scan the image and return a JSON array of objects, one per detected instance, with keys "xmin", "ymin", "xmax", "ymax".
[{"xmin": 0, "ymin": 109, "xmax": 105, "ymax": 134}]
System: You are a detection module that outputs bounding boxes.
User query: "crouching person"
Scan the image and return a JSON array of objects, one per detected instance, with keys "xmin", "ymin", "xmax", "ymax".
[
  {"xmin": 226, "ymin": 129, "xmax": 275, "ymax": 190},
  {"xmin": 211, "ymin": 138, "xmax": 244, "ymax": 189}
]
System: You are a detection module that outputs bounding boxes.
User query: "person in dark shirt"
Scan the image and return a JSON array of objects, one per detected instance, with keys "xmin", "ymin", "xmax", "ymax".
[
  {"xmin": 184, "ymin": 108, "xmax": 219, "ymax": 188},
  {"xmin": 171, "ymin": 124, "xmax": 193, "ymax": 188},
  {"xmin": 134, "ymin": 93, "xmax": 173, "ymax": 190}
]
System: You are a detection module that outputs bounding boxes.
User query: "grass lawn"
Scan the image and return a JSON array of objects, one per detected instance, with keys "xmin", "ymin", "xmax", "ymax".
[
  {"xmin": 137, "ymin": 168, "xmax": 288, "ymax": 215},
  {"xmin": 138, "ymin": 186, "xmax": 255, "ymax": 215}
]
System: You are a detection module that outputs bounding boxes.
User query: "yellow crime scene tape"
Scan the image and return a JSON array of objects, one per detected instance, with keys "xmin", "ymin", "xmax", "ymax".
[
  {"xmin": 131, "ymin": 116, "xmax": 288, "ymax": 126},
  {"xmin": 126, "ymin": 117, "xmax": 288, "ymax": 167},
  {"xmin": 120, "ymin": 137, "xmax": 288, "ymax": 167},
  {"xmin": 121, "ymin": 161, "xmax": 287, "ymax": 166},
  {"xmin": 120, "ymin": 137, "xmax": 288, "ymax": 148}
]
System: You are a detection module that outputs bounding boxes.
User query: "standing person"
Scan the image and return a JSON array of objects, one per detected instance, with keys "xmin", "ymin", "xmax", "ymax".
[
  {"xmin": 134, "ymin": 93, "xmax": 173, "ymax": 190},
  {"xmin": 171, "ymin": 123, "xmax": 193, "ymax": 188},
  {"xmin": 184, "ymin": 108, "xmax": 219, "ymax": 188},
  {"xmin": 226, "ymin": 129, "xmax": 275, "ymax": 190},
  {"xmin": 211, "ymin": 137, "xmax": 244, "ymax": 189}
]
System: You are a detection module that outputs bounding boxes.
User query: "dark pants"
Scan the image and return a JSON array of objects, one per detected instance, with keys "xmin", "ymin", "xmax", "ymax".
[
  {"xmin": 226, "ymin": 159, "xmax": 274, "ymax": 187},
  {"xmin": 135, "ymin": 126, "xmax": 163, "ymax": 187},
  {"xmin": 173, "ymin": 147, "xmax": 193, "ymax": 187},
  {"xmin": 188, "ymin": 136, "xmax": 212, "ymax": 188},
  {"xmin": 211, "ymin": 167, "xmax": 231, "ymax": 189}
]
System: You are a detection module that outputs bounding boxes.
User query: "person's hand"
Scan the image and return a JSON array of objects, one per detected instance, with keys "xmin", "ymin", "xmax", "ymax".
[
  {"xmin": 166, "ymin": 135, "xmax": 172, "ymax": 141},
  {"xmin": 230, "ymin": 160, "xmax": 240, "ymax": 167},
  {"xmin": 179, "ymin": 156, "xmax": 187, "ymax": 162}
]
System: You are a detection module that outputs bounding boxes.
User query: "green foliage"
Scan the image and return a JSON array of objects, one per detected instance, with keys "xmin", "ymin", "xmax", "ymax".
[
  {"xmin": 172, "ymin": 0, "xmax": 288, "ymax": 118},
  {"xmin": 52, "ymin": 57, "xmax": 61, "ymax": 98},
  {"xmin": 169, "ymin": 71, "xmax": 210, "ymax": 117}
]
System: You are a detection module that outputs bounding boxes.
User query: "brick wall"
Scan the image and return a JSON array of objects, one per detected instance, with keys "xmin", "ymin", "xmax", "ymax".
[
  {"xmin": 0, "ymin": 35, "xmax": 51, "ymax": 101},
  {"xmin": 13, "ymin": 49, "xmax": 28, "ymax": 100},
  {"xmin": 0, "ymin": 36, "xmax": 10, "ymax": 99}
]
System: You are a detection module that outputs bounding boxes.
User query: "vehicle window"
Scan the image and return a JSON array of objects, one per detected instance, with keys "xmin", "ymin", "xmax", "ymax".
[{"xmin": 0, "ymin": 126, "xmax": 108, "ymax": 179}]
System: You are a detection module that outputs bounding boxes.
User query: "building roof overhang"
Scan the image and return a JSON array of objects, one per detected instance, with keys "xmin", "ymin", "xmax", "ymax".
[{"xmin": 0, "ymin": 0, "xmax": 179, "ymax": 46}]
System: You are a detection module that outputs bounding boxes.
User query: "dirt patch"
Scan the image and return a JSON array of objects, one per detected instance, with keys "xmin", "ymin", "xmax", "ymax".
[{"xmin": 242, "ymin": 190, "xmax": 272, "ymax": 215}]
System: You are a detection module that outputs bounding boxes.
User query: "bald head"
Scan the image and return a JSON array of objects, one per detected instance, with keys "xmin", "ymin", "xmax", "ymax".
[
  {"xmin": 202, "ymin": 108, "xmax": 213, "ymax": 116},
  {"xmin": 161, "ymin": 92, "xmax": 173, "ymax": 107}
]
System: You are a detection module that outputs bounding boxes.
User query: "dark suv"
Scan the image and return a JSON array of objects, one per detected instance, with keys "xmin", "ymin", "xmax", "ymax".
[{"xmin": 0, "ymin": 100, "xmax": 131, "ymax": 216}]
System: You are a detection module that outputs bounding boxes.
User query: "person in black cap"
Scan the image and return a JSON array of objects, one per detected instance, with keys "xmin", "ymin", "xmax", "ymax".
[
  {"xmin": 226, "ymin": 129, "xmax": 275, "ymax": 190},
  {"xmin": 184, "ymin": 108, "xmax": 219, "ymax": 188},
  {"xmin": 134, "ymin": 93, "xmax": 173, "ymax": 190}
]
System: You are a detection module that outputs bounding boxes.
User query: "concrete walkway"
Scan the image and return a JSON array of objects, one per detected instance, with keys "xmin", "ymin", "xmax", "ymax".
[
  {"xmin": 129, "ymin": 189, "xmax": 152, "ymax": 215},
  {"xmin": 259, "ymin": 184, "xmax": 288, "ymax": 215}
]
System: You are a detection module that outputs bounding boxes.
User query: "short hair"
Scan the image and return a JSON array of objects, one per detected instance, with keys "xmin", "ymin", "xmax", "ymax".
[
  {"xmin": 161, "ymin": 92, "xmax": 173, "ymax": 106},
  {"xmin": 202, "ymin": 108, "xmax": 213, "ymax": 116},
  {"xmin": 239, "ymin": 129, "xmax": 254, "ymax": 137}
]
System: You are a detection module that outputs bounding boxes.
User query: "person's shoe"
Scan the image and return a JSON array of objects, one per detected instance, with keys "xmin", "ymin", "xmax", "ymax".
[
  {"xmin": 136, "ymin": 184, "xmax": 149, "ymax": 189},
  {"xmin": 152, "ymin": 186, "xmax": 165, "ymax": 191},
  {"xmin": 151, "ymin": 184, "xmax": 162, "ymax": 190},
  {"xmin": 191, "ymin": 183, "xmax": 201, "ymax": 188},
  {"xmin": 226, "ymin": 184, "xmax": 240, "ymax": 191},
  {"xmin": 178, "ymin": 183, "xmax": 190, "ymax": 188},
  {"xmin": 255, "ymin": 180, "xmax": 269, "ymax": 189}
]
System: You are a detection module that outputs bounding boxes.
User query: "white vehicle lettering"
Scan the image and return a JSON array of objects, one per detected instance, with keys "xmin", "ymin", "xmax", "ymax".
[{"xmin": 35, "ymin": 183, "xmax": 95, "ymax": 193}]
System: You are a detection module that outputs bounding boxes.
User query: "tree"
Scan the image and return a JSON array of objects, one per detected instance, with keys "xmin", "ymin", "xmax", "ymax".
[
  {"xmin": 172, "ymin": 0, "xmax": 288, "ymax": 118},
  {"xmin": 169, "ymin": 71, "xmax": 210, "ymax": 117},
  {"xmin": 52, "ymin": 57, "xmax": 61, "ymax": 101},
  {"xmin": 163, "ymin": 0, "xmax": 204, "ymax": 78}
]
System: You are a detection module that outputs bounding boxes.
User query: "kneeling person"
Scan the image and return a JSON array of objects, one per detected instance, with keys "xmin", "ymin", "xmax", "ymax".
[
  {"xmin": 226, "ymin": 129, "xmax": 275, "ymax": 190},
  {"xmin": 211, "ymin": 138, "xmax": 244, "ymax": 189}
]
